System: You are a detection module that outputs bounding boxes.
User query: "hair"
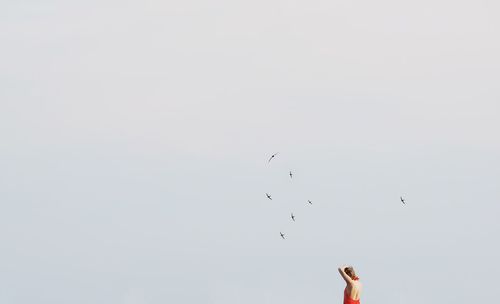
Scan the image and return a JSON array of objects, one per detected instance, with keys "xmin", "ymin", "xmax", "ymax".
[{"xmin": 344, "ymin": 266, "xmax": 357, "ymax": 280}]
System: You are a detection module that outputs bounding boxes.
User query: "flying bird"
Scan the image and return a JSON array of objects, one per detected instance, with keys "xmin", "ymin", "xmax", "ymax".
[
  {"xmin": 280, "ymin": 232, "xmax": 286, "ymax": 239},
  {"xmin": 289, "ymin": 171, "xmax": 293, "ymax": 179},
  {"xmin": 308, "ymin": 200, "xmax": 312, "ymax": 205},
  {"xmin": 266, "ymin": 193, "xmax": 272, "ymax": 200},
  {"xmin": 291, "ymin": 213, "xmax": 295, "ymax": 221},
  {"xmin": 268, "ymin": 152, "xmax": 279, "ymax": 163},
  {"xmin": 400, "ymin": 196, "xmax": 406, "ymax": 204}
]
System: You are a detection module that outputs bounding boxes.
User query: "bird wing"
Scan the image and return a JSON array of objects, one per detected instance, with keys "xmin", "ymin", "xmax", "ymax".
[{"xmin": 268, "ymin": 152, "xmax": 279, "ymax": 162}]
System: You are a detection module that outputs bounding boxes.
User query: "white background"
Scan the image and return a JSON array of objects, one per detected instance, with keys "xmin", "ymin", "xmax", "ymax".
[{"xmin": 1, "ymin": 1, "xmax": 499, "ymax": 303}]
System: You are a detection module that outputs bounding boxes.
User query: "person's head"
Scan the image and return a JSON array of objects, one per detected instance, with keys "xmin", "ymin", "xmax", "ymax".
[{"xmin": 344, "ymin": 266, "xmax": 357, "ymax": 280}]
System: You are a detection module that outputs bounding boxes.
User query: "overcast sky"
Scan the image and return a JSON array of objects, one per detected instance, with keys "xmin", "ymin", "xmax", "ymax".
[{"xmin": 1, "ymin": 1, "xmax": 499, "ymax": 303}]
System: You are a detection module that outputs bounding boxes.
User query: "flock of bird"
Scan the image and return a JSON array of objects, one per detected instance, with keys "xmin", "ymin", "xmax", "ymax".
[
  {"xmin": 265, "ymin": 152, "xmax": 312, "ymax": 240},
  {"xmin": 266, "ymin": 152, "xmax": 407, "ymax": 240}
]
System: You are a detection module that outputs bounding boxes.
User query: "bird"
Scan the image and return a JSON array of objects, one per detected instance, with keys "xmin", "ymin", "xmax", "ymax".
[
  {"xmin": 280, "ymin": 232, "xmax": 286, "ymax": 239},
  {"xmin": 400, "ymin": 196, "xmax": 406, "ymax": 204},
  {"xmin": 268, "ymin": 152, "xmax": 279, "ymax": 163},
  {"xmin": 289, "ymin": 171, "xmax": 293, "ymax": 179},
  {"xmin": 266, "ymin": 193, "xmax": 272, "ymax": 200},
  {"xmin": 291, "ymin": 213, "xmax": 295, "ymax": 221},
  {"xmin": 308, "ymin": 200, "xmax": 312, "ymax": 205}
]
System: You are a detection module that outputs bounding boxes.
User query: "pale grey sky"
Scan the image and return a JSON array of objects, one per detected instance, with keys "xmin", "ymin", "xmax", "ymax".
[{"xmin": 1, "ymin": 1, "xmax": 499, "ymax": 303}]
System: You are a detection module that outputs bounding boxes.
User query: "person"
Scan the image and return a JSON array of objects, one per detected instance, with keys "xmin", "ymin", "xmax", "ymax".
[{"xmin": 338, "ymin": 265, "xmax": 362, "ymax": 304}]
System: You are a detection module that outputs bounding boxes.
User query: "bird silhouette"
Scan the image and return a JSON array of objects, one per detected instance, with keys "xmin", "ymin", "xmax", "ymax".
[
  {"xmin": 266, "ymin": 193, "xmax": 272, "ymax": 200},
  {"xmin": 289, "ymin": 171, "xmax": 293, "ymax": 179},
  {"xmin": 268, "ymin": 152, "xmax": 279, "ymax": 163},
  {"xmin": 280, "ymin": 232, "xmax": 286, "ymax": 239},
  {"xmin": 308, "ymin": 200, "xmax": 312, "ymax": 205},
  {"xmin": 291, "ymin": 213, "xmax": 295, "ymax": 221},
  {"xmin": 400, "ymin": 196, "xmax": 406, "ymax": 204}
]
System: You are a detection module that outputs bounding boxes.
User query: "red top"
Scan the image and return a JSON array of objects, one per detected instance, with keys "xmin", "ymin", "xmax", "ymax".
[
  {"xmin": 343, "ymin": 288, "xmax": 360, "ymax": 304},
  {"xmin": 343, "ymin": 278, "xmax": 360, "ymax": 304}
]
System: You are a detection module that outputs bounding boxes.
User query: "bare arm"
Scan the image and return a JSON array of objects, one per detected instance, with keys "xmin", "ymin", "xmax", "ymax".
[{"xmin": 338, "ymin": 266, "xmax": 354, "ymax": 285}]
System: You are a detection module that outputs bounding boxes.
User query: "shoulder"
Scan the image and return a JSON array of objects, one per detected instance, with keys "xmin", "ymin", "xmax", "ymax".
[{"xmin": 352, "ymin": 280, "xmax": 362, "ymax": 289}]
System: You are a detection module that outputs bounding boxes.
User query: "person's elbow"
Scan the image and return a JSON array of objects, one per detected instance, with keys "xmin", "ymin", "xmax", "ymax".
[{"xmin": 338, "ymin": 267, "xmax": 346, "ymax": 276}]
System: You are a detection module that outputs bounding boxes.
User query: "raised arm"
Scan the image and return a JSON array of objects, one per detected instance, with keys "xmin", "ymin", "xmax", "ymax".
[{"xmin": 338, "ymin": 266, "xmax": 354, "ymax": 285}]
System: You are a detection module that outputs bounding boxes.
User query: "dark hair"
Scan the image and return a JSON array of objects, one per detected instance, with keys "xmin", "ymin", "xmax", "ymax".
[{"xmin": 344, "ymin": 266, "xmax": 356, "ymax": 279}]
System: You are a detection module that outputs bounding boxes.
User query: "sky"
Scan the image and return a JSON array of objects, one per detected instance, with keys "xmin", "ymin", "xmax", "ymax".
[{"xmin": 1, "ymin": 1, "xmax": 499, "ymax": 303}]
